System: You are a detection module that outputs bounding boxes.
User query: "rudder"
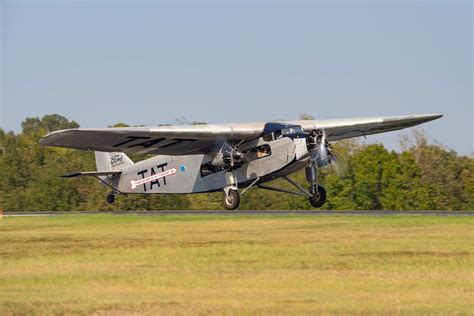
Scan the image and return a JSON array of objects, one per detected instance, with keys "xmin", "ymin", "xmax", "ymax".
[{"xmin": 95, "ymin": 152, "xmax": 134, "ymax": 172}]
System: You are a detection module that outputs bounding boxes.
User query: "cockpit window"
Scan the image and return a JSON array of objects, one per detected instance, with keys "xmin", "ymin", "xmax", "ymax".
[
  {"xmin": 273, "ymin": 126, "xmax": 303, "ymax": 139},
  {"xmin": 262, "ymin": 132, "xmax": 275, "ymax": 142},
  {"xmin": 281, "ymin": 126, "xmax": 302, "ymax": 135},
  {"xmin": 262, "ymin": 123, "xmax": 303, "ymax": 141}
]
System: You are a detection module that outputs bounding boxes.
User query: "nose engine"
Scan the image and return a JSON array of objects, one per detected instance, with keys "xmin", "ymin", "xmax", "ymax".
[{"xmin": 307, "ymin": 129, "xmax": 333, "ymax": 167}]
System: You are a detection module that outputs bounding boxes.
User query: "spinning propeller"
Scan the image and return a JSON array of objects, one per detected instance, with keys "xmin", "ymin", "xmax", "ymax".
[
  {"xmin": 307, "ymin": 129, "xmax": 335, "ymax": 168},
  {"xmin": 223, "ymin": 145, "xmax": 244, "ymax": 171}
]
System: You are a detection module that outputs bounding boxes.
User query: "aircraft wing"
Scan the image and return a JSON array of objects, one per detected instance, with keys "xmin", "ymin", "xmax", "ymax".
[
  {"xmin": 39, "ymin": 123, "xmax": 266, "ymax": 155},
  {"xmin": 292, "ymin": 113, "xmax": 443, "ymax": 141},
  {"xmin": 39, "ymin": 114, "xmax": 442, "ymax": 155}
]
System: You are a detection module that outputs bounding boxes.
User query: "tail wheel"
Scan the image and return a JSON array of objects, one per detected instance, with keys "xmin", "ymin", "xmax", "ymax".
[
  {"xmin": 309, "ymin": 186, "xmax": 326, "ymax": 208},
  {"xmin": 107, "ymin": 193, "xmax": 115, "ymax": 204},
  {"xmin": 223, "ymin": 189, "xmax": 240, "ymax": 210}
]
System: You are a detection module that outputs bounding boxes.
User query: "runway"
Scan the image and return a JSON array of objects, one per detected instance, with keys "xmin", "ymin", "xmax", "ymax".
[{"xmin": 3, "ymin": 210, "xmax": 473, "ymax": 217}]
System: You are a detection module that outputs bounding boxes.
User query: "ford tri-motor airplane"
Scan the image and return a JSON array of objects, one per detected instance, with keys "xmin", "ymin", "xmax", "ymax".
[{"xmin": 40, "ymin": 114, "xmax": 442, "ymax": 210}]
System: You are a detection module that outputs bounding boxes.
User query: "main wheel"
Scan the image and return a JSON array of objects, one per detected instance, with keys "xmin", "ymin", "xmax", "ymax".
[
  {"xmin": 107, "ymin": 193, "xmax": 115, "ymax": 204},
  {"xmin": 309, "ymin": 186, "xmax": 326, "ymax": 208},
  {"xmin": 222, "ymin": 189, "xmax": 240, "ymax": 210}
]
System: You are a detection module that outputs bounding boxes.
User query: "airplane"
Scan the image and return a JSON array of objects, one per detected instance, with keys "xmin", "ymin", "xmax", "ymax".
[{"xmin": 39, "ymin": 114, "xmax": 442, "ymax": 210}]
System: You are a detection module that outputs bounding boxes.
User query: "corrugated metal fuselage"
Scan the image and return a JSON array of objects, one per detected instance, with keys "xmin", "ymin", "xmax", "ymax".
[{"xmin": 114, "ymin": 136, "xmax": 309, "ymax": 194}]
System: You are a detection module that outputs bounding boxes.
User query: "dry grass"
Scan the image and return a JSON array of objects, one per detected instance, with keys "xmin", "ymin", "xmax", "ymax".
[{"xmin": 0, "ymin": 214, "xmax": 473, "ymax": 315}]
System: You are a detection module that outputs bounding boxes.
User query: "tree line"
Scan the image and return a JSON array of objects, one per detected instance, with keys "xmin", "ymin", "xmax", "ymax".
[{"xmin": 0, "ymin": 114, "xmax": 472, "ymax": 211}]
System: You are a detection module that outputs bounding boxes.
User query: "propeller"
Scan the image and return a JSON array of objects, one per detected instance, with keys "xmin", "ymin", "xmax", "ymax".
[
  {"xmin": 307, "ymin": 129, "xmax": 335, "ymax": 168},
  {"xmin": 223, "ymin": 144, "xmax": 244, "ymax": 171}
]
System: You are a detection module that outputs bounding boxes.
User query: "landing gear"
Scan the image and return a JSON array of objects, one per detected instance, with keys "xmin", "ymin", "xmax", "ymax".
[
  {"xmin": 223, "ymin": 189, "xmax": 240, "ymax": 210},
  {"xmin": 223, "ymin": 169, "xmax": 241, "ymax": 210},
  {"xmin": 257, "ymin": 176, "xmax": 327, "ymax": 209},
  {"xmin": 106, "ymin": 193, "xmax": 115, "ymax": 204},
  {"xmin": 306, "ymin": 163, "xmax": 326, "ymax": 208},
  {"xmin": 309, "ymin": 185, "xmax": 326, "ymax": 208},
  {"xmin": 221, "ymin": 144, "xmax": 244, "ymax": 210}
]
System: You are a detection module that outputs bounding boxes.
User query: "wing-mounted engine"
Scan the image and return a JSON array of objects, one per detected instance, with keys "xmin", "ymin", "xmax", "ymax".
[
  {"xmin": 208, "ymin": 143, "xmax": 245, "ymax": 210},
  {"xmin": 302, "ymin": 129, "xmax": 334, "ymax": 208},
  {"xmin": 206, "ymin": 144, "xmax": 245, "ymax": 173},
  {"xmin": 307, "ymin": 129, "xmax": 334, "ymax": 167},
  {"xmin": 222, "ymin": 145, "xmax": 245, "ymax": 171}
]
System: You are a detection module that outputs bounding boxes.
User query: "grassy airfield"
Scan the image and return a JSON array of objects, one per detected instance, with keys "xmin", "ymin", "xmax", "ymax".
[{"xmin": 0, "ymin": 214, "xmax": 472, "ymax": 315}]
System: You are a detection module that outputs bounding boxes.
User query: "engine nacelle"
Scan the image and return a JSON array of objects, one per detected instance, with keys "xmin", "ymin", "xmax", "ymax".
[
  {"xmin": 210, "ymin": 145, "xmax": 245, "ymax": 172},
  {"xmin": 307, "ymin": 129, "xmax": 333, "ymax": 167},
  {"xmin": 223, "ymin": 147, "xmax": 244, "ymax": 167}
]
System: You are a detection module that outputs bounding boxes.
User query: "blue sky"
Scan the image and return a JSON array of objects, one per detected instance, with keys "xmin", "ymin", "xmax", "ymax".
[{"xmin": 1, "ymin": 0, "xmax": 472, "ymax": 155}]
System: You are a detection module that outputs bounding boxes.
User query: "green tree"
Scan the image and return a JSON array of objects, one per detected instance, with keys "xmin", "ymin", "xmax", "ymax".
[
  {"xmin": 22, "ymin": 114, "xmax": 79, "ymax": 134},
  {"xmin": 298, "ymin": 113, "xmax": 315, "ymax": 120},
  {"xmin": 0, "ymin": 115, "xmax": 472, "ymax": 212}
]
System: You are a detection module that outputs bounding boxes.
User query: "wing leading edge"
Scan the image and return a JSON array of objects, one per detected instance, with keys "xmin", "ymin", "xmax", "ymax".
[
  {"xmin": 39, "ymin": 122, "xmax": 265, "ymax": 155},
  {"xmin": 292, "ymin": 113, "xmax": 443, "ymax": 141},
  {"xmin": 39, "ymin": 114, "xmax": 442, "ymax": 155}
]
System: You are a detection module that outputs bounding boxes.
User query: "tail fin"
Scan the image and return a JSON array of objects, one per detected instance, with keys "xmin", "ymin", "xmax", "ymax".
[{"xmin": 95, "ymin": 152, "xmax": 134, "ymax": 172}]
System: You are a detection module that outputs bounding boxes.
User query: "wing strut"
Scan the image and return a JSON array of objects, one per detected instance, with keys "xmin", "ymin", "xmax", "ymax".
[{"xmin": 257, "ymin": 176, "xmax": 312, "ymax": 197}]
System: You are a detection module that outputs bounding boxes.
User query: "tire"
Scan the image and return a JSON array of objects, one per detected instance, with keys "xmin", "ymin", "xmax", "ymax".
[
  {"xmin": 107, "ymin": 193, "xmax": 115, "ymax": 204},
  {"xmin": 309, "ymin": 186, "xmax": 326, "ymax": 208},
  {"xmin": 222, "ymin": 189, "xmax": 240, "ymax": 210}
]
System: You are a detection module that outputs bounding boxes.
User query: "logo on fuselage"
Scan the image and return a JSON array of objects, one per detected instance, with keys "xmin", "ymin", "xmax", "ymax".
[{"xmin": 132, "ymin": 163, "xmax": 177, "ymax": 191}]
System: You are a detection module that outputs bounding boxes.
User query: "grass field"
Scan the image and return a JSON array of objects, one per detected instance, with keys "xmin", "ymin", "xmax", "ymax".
[{"xmin": 0, "ymin": 214, "xmax": 473, "ymax": 315}]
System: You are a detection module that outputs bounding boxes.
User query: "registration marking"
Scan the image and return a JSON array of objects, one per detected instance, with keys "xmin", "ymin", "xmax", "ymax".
[{"xmin": 131, "ymin": 168, "xmax": 177, "ymax": 190}]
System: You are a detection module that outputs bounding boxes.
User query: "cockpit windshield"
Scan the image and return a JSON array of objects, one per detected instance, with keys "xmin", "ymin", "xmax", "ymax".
[
  {"xmin": 281, "ymin": 126, "xmax": 303, "ymax": 135},
  {"xmin": 262, "ymin": 124, "xmax": 304, "ymax": 141},
  {"xmin": 273, "ymin": 125, "xmax": 303, "ymax": 139}
]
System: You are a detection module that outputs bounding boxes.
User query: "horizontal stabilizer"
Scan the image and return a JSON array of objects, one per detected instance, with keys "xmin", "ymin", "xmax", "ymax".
[{"xmin": 61, "ymin": 171, "xmax": 122, "ymax": 178}]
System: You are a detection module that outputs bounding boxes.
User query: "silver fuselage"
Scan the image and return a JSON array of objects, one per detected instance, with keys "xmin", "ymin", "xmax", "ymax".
[{"xmin": 113, "ymin": 136, "xmax": 309, "ymax": 194}]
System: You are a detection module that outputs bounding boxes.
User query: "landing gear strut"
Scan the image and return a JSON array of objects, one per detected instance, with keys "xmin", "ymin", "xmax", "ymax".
[
  {"xmin": 221, "ymin": 145, "xmax": 244, "ymax": 210},
  {"xmin": 306, "ymin": 163, "xmax": 326, "ymax": 208},
  {"xmin": 223, "ymin": 169, "xmax": 240, "ymax": 210}
]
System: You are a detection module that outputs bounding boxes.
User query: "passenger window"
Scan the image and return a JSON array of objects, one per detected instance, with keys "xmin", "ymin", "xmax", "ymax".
[
  {"xmin": 244, "ymin": 144, "xmax": 271, "ymax": 161},
  {"xmin": 256, "ymin": 145, "xmax": 271, "ymax": 158}
]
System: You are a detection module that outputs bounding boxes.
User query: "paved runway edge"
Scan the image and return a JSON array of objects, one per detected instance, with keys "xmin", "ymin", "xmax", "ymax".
[{"xmin": 3, "ymin": 210, "xmax": 473, "ymax": 217}]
